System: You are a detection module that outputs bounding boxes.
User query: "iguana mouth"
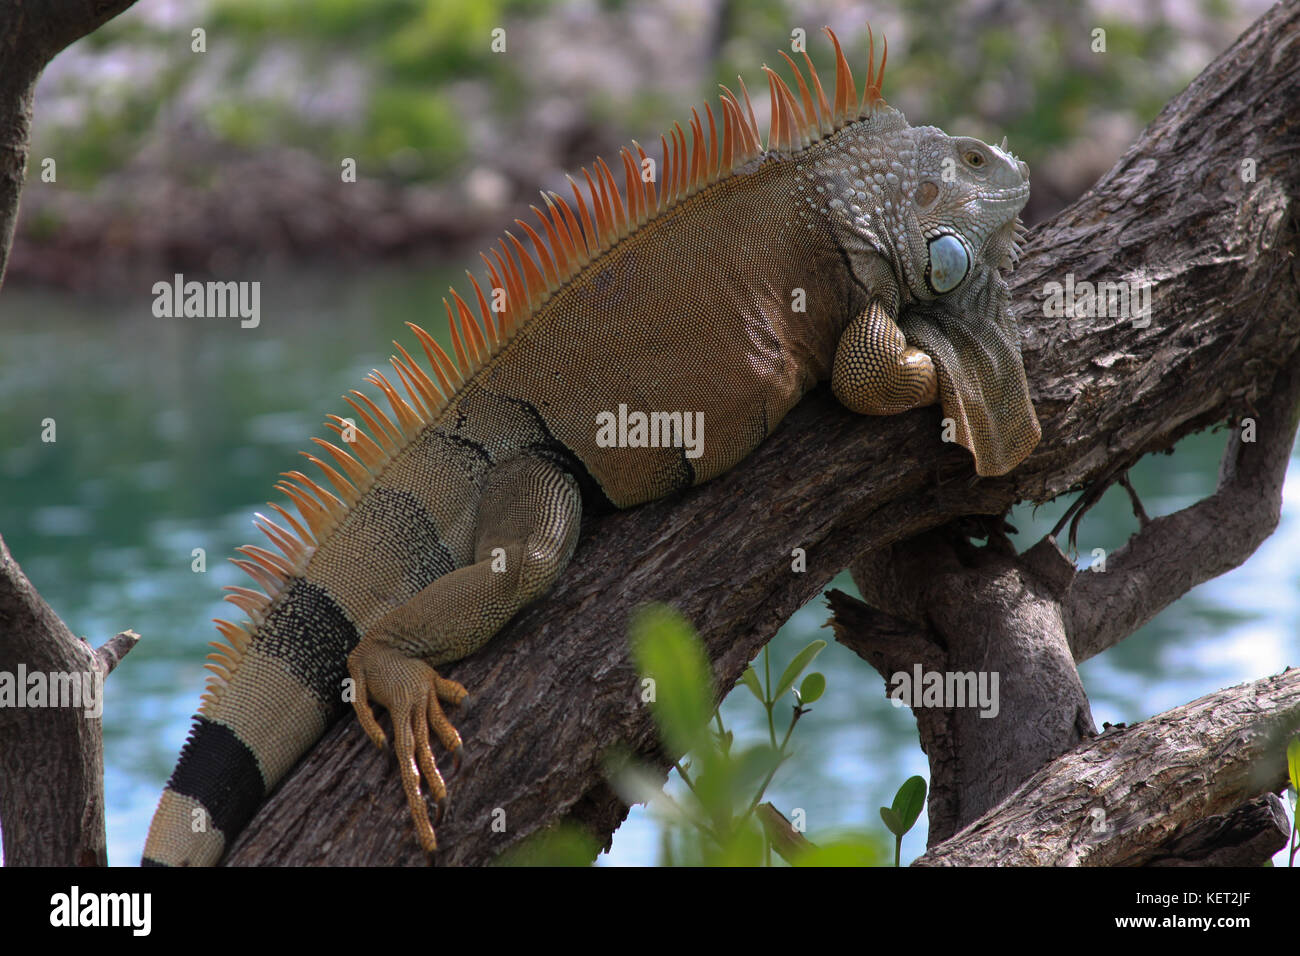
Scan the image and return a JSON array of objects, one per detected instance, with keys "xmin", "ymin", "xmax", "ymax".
[{"xmin": 982, "ymin": 182, "xmax": 1031, "ymax": 206}]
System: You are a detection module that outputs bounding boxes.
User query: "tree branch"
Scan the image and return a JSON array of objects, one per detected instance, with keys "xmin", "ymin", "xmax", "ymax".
[
  {"xmin": 913, "ymin": 670, "xmax": 1300, "ymax": 866},
  {"xmin": 1144, "ymin": 794, "xmax": 1291, "ymax": 867},
  {"xmin": 0, "ymin": 534, "xmax": 140, "ymax": 865},
  {"xmin": 0, "ymin": 0, "xmax": 139, "ymax": 287},
  {"xmin": 825, "ymin": 360, "xmax": 1300, "ymax": 843},
  {"xmin": 1066, "ymin": 365, "xmax": 1300, "ymax": 662}
]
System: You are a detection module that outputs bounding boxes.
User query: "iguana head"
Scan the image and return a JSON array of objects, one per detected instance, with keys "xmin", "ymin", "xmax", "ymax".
[
  {"xmin": 811, "ymin": 110, "xmax": 1029, "ymax": 310},
  {"xmin": 759, "ymin": 29, "xmax": 1038, "ymax": 474},
  {"xmin": 897, "ymin": 128, "xmax": 1029, "ymax": 306},
  {"xmin": 807, "ymin": 104, "xmax": 1039, "ymax": 476}
]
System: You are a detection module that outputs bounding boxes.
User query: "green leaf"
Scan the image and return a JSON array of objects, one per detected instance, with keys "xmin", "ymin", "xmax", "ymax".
[
  {"xmin": 879, "ymin": 806, "xmax": 904, "ymax": 837},
  {"xmin": 732, "ymin": 744, "xmax": 783, "ymax": 798},
  {"xmin": 799, "ymin": 672, "xmax": 826, "ymax": 704},
  {"xmin": 498, "ymin": 822, "xmax": 601, "ymax": 866},
  {"xmin": 1287, "ymin": 737, "xmax": 1300, "ymax": 794},
  {"xmin": 740, "ymin": 666, "xmax": 765, "ymax": 703},
  {"xmin": 793, "ymin": 837, "xmax": 883, "ymax": 867},
  {"xmin": 629, "ymin": 604, "xmax": 714, "ymax": 757},
  {"xmin": 692, "ymin": 744, "xmax": 781, "ymax": 833},
  {"xmin": 773, "ymin": 640, "xmax": 827, "ymax": 700},
  {"xmin": 708, "ymin": 816, "xmax": 766, "ymax": 866},
  {"xmin": 891, "ymin": 775, "xmax": 928, "ymax": 833}
]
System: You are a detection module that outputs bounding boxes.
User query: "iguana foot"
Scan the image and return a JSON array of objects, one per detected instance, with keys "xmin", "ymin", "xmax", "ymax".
[
  {"xmin": 347, "ymin": 634, "xmax": 467, "ymax": 852},
  {"xmin": 833, "ymin": 300, "xmax": 941, "ymax": 415}
]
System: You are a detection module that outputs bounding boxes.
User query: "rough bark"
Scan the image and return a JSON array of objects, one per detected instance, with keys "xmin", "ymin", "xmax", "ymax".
[
  {"xmin": 222, "ymin": 0, "xmax": 1300, "ymax": 866},
  {"xmin": 1144, "ymin": 795, "xmax": 1292, "ymax": 867},
  {"xmin": 830, "ymin": 361, "xmax": 1300, "ymax": 848},
  {"xmin": 909, "ymin": 670, "xmax": 1300, "ymax": 866},
  {"xmin": 0, "ymin": 0, "xmax": 139, "ymax": 288},
  {"xmin": 0, "ymin": 534, "xmax": 139, "ymax": 865},
  {"xmin": 841, "ymin": 534, "xmax": 1097, "ymax": 844}
]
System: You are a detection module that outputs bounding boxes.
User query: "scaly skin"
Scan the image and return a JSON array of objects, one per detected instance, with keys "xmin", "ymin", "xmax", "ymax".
[{"xmin": 143, "ymin": 28, "xmax": 1034, "ymax": 865}]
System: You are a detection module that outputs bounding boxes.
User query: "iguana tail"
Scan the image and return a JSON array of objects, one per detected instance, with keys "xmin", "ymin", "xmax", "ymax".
[
  {"xmin": 142, "ymin": 577, "xmax": 358, "ymax": 865},
  {"xmin": 141, "ymin": 322, "xmax": 480, "ymax": 866},
  {"xmin": 140, "ymin": 208, "xmax": 580, "ymax": 864}
]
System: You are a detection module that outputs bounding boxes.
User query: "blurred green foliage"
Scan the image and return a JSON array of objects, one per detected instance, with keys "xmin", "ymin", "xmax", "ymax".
[
  {"xmin": 713, "ymin": 0, "xmax": 1226, "ymax": 182},
  {"xmin": 497, "ymin": 822, "xmax": 605, "ymax": 866},
  {"xmin": 203, "ymin": 0, "xmax": 546, "ymax": 177},
  {"xmin": 38, "ymin": 0, "xmax": 1247, "ymax": 191},
  {"xmin": 500, "ymin": 603, "xmax": 898, "ymax": 866},
  {"xmin": 625, "ymin": 604, "xmax": 896, "ymax": 866}
]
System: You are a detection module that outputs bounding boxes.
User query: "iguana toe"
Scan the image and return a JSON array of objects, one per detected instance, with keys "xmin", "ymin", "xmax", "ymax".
[{"xmin": 347, "ymin": 635, "xmax": 466, "ymax": 853}]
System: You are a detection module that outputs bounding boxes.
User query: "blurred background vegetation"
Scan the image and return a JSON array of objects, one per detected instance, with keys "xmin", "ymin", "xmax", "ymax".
[
  {"xmin": 10, "ymin": 0, "xmax": 1274, "ymax": 289},
  {"xmin": 2, "ymin": 0, "xmax": 1294, "ymax": 867}
]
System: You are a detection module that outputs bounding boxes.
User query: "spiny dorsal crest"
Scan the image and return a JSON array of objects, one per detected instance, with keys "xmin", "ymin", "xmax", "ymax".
[{"xmin": 200, "ymin": 26, "xmax": 888, "ymax": 715}]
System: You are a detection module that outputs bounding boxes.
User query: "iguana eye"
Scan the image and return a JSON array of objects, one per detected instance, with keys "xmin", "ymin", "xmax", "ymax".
[
  {"xmin": 964, "ymin": 150, "xmax": 985, "ymax": 168},
  {"xmin": 927, "ymin": 234, "xmax": 970, "ymax": 293}
]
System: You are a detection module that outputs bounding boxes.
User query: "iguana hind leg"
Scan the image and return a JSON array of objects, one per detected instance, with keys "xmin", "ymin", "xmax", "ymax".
[
  {"xmin": 347, "ymin": 454, "xmax": 583, "ymax": 852},
  {"xmin": 832, "ymin": 300, "xmax": 939, "ymax": 415}
]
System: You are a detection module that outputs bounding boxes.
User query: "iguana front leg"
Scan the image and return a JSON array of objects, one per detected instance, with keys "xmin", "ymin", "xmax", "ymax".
[
  {"xmin": 346, "ymin": 455, "xmax": 582, "ymax": 852},
  {"xmin": 832, "ymin": 298, "xmax": 939, "ymax": 415}
]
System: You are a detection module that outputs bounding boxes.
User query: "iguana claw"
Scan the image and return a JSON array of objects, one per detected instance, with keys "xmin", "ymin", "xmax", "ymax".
[
  {"xmin": 347, "ymin": 635, "xmax": 467, "ymax": 853},
  {"xmin": 432, "ymin": 795, "xmax": 448, "ymax": 828}
]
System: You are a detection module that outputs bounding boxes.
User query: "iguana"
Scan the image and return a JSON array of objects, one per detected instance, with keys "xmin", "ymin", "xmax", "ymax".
[{"xmin": 143, "ymin": 27, "xmax": 1037, "ymax": 866}]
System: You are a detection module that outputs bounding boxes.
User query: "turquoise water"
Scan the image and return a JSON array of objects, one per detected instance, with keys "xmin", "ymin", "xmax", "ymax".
[{"xmin": 2, "ymin": 267, "xmax": 1296, "ymax": 866}]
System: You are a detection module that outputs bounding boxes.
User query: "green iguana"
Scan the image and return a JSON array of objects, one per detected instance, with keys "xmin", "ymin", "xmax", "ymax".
[{"xmin": 143, "ymin": 28, "xmax": 1037, "ymax": 866}]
